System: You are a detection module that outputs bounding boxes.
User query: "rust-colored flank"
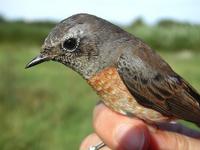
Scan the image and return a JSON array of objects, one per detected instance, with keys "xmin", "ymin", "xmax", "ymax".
[{"xmin": 88, "ymin": 67, "xmax": 170, "ymax": 123}]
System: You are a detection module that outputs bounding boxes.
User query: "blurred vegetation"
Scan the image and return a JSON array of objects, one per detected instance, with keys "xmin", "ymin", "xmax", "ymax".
[
  {"xmin": 0, "ymin": 15, "xmax": 55, "ymax": 45},
  {"xmin": 0, "ymin": 15, "xmax": 200, "ymax": 149},
  {"xmin": 0, "ymin": 16, "xmax": 200, "ymax": 51},
  {"xmin": 0, "ymin": 44, "xmax": 97, "ymax": 150},
  {"xmin": 126, "ymin": 18, "xmax": 200, "ymax": 51}
]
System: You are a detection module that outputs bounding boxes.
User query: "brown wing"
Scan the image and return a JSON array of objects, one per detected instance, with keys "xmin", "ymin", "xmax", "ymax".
[{"xmin": 117, "ymin": 51, "xmax": 200, "ymax": 126}]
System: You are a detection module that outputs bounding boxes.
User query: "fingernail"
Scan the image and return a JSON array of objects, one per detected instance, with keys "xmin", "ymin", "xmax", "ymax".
[{"xmin": 115, "ymin": 124, "xmax": 146, "ymax": 150}]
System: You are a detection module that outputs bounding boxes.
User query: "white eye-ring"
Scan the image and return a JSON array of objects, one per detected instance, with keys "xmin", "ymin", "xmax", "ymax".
[{"xmin": 62, "ymin": 36, "xmax": 80, "ymax": 52}]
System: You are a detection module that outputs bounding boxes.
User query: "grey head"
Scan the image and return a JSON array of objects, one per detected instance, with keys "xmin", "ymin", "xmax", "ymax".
[{"xmin": 25, "ymin": 13, "xmax": 133, "ymax": 79}]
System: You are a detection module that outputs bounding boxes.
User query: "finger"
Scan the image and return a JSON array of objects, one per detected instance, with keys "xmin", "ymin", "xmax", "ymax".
[
  {"xmin": 93, "ymin": 104, "xmax": 200, "ymax": 150},
  {"xmin": 156, "ymin": 122, "xmax": 200, "ymax": 138},
  {"xmin": 80, "ymin": 133, "xmax": 111, "ymax": 150},
  {"xmin": 150, "ymin": 129, "xmax": 200, "ymax": 150},
  {"xmin": 93, "ymin": 104, "xmax": 150, "ymax": 150}
]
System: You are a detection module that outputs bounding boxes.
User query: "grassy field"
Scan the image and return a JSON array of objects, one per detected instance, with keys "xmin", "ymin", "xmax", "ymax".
[
  {"xmin": 0, "ymin": 44, "xmax": 200, "ymax": 150},
  {"xmin": 0, "ymin": 44, "xmax": 97, "ymax": 150},
  {"xmin": 0, "ymin": 19, "xmax": 200, "ymax": 149}
]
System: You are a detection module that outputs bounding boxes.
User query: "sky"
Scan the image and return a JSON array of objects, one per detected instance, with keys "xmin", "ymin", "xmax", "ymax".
[{"xmin": 0, "ymin": 0, "xmax": 200, "ymax": 25}]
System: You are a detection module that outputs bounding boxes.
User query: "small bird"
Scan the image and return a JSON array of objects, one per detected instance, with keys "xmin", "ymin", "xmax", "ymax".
[{"xmin": 26, "ymin": 13, "xmax": 200, "ymax": 143}]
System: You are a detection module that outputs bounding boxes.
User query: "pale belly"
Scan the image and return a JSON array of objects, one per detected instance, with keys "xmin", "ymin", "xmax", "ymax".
[{"xmin": 88, "ymin": 67, "xmax": 170, "ymax": 123}]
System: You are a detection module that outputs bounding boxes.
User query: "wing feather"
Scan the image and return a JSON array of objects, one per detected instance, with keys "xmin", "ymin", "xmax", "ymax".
[{"xmin": 117, "ymin": 53, "xmax": 200, "ymax": 125}]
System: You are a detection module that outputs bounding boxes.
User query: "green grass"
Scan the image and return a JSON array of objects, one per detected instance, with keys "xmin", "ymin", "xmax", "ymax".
[
  {"xmin": 0, "ymin": 43, "xmax": 200, "ymax": 149},
  {"xmin": 0, "ymin": 44, "xmax": 98, "ymax": 150}
]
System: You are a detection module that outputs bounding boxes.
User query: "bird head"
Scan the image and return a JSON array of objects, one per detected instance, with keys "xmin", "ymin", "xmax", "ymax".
[{"xmin": 26, "ymin": 13, "xmax": 131, "ymax": 79}]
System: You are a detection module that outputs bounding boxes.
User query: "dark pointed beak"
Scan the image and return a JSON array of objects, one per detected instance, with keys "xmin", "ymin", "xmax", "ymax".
[{"xmin": 25, "ymin": 54, "xmax": 50, "ymax": 69}]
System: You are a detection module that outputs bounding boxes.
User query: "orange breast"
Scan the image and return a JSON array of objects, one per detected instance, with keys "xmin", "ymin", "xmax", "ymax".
[{"xmin": 88, "ymin": 67, "xmax": 170, "ymax": 123}]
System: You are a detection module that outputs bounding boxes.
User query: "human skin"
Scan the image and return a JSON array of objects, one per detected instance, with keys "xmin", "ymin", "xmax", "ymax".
[{"xmin": 80, "ymin": 104, "xmax": 200, "ymax": 150}]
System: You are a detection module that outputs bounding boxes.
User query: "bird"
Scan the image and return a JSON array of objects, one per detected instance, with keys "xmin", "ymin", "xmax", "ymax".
[{"xmin": 26, "ymin": 13, "xmax": 200, "ymax": 149}]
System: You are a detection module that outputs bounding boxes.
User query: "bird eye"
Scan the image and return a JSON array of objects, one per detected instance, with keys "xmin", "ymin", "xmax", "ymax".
[{"xmin": 62, "ymin": 38, "xmax": 79, "ymax": 52}]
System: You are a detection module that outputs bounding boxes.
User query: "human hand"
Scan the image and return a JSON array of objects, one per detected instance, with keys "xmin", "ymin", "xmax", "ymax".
[{"xmin": 80, "ymin": 104, "xmax": 200, "ymax": 150}]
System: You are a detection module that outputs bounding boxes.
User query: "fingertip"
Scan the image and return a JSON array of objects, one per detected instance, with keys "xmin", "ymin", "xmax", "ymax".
[{"xmin": 115, "ymin": 123, "xmax": 150, "ymax": 150}]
